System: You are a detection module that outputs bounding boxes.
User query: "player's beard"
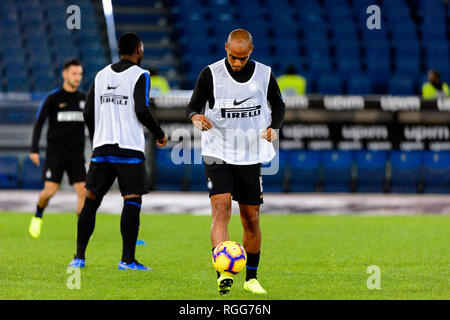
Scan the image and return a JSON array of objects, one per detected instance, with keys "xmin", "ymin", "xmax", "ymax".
[{"xmin": 67, "ymin": 79, "xmax": 80, "ymax": 90}]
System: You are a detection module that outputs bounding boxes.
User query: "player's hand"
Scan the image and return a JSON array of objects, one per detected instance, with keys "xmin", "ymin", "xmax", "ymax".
[
  {"xmin": 156, "ymin": 134, "xmax": 168, "ymax": 147},
  {"xmin": 261, "ymin": 128, "xmax": 277, "ymax": 142},
  {"xmin": 191, "ymin": 114, "xmax": 213, "ymax": 131},
  {"xmin": 29, "ymin": 153, "xmax": 40, "ymax": 167}
]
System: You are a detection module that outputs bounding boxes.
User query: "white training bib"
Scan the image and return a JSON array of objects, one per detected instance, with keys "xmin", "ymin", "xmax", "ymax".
[
  {"xmin": 202, "ymin": 59, "xmax": 275, "ymax": 165},
  {"xmin": 93, "ymin": 65, "xmax": 149, "ymax": 153}
]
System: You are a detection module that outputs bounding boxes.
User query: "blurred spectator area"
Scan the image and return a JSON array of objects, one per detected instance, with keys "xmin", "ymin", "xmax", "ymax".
[
  {"xmin": 170, "ymin": 0, "xmax": 450, "ymax": 95},
  {"xmin": 1, "ymin": 0, "xmax": 449, "ymax": 95},
  {"xmin": 0, "ymin": 0, "xmax": 110, "ymax": 93},
  {"xmin": 112, "ymin": 0, "xmax": 180, "ymax": 90}
]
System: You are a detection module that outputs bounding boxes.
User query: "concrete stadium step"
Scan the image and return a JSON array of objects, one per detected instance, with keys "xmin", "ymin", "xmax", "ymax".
[
  {"xmin": 113, "ymin": 0, "xmax": 179, "ymax": 88},
  {"xmin": 2, "ymin": 191, "xmax": 450, "ymax": 215}
]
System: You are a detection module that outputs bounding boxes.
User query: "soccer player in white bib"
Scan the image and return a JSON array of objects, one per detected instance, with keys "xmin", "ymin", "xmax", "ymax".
[
  {"xmin": 186, "ymin": 29, "xmax": 285, "ymax": 295},
  {"xmin": 69, "ymin": 32, "xmax": 168, "ymax": 270}
]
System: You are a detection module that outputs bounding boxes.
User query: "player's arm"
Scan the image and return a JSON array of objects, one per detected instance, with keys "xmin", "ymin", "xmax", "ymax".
[
  {"xmin": 134, "ymin": 73, "xmax": 167, "ymax": 146},
  {"xmin": 83, "ymin": 82, "xmax": 95, "ymax": 142},
  {"xmin": 186, "ymin": 67, "xmax": 213, "ymax": 131},
  {"xmin": 29, "ymin": 96, "xmax": 52, "ymax": 166},
  {"xmin": 261, "ymin": 72, "xmax": 286, "ymax": 142}
]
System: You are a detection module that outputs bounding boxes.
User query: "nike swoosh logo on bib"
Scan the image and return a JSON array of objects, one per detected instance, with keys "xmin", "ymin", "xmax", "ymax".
[{"xmin": 233, "ymin": 96, "xmax": 252, "ymax": 105}]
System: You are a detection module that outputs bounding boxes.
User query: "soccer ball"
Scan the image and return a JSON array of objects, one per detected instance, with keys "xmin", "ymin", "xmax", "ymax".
[{"xmin": 212, "ymin": 241, "xmax": 247, "ymax": 275}]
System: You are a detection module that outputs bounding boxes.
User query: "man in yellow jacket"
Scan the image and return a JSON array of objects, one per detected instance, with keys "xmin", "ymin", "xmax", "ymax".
[
  {"xmin": 149, "ymin": 68, "xmax": 170, "ymax": 96},
  {"xmin": 422, "ymin": 69, "xmax": 449, "ymax": 99},
  {"xmin": 276, "ymin": 64, "xmax": 306, "ymax": 96}
]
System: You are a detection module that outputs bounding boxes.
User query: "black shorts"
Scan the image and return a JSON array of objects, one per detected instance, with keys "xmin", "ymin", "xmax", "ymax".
[
  {"xmin": 203, "ymin": 156, "xmax": 263, "ymax": 205},
  {"xmin": 85, "ymin": 160, "xmax": 149, "ymax": 197},
  {"xmin": 43, "ymin": 153, "xmax": 86, "ymax": 185}
]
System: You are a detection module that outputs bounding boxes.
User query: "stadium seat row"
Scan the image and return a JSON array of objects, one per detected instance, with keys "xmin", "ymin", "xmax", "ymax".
[
  {"xmin": 155, "ymin": 149, "xmax": 450, "ymax": 194},
  {"xmin": 2, "ymin": 149, "xmax": 449, "ymax": 194},
  {"xmin": 0, "ymin": 156, "xmax": 44, "ymax": 189},
  {"xmin": 172, "ymin": 0, "xmax": 450, "ymax": 92},
  {"xmin": 0, "ymin": 0, "xmax": 109, "ymax": 93}
]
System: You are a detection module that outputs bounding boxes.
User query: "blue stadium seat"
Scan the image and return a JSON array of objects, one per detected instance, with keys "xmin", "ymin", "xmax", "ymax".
[
  {"xmin": 292, "ymin": 0, "xmax": 320, "ymax": 9},
  {"xmin": 0, "ymin": 156, "xmax": 19, "ymax": 189},
  {"xmin": 22, "ymin": 158, "xmax": 44, "ymax": 189},
  {"xmin": 17, "ymin": 0, "xmax": 40, "ymax": 8},
  {"xmin": 390, "ymin": 151, "xmax": 422, "ymax": 193},
  {"xmin": 33, "ymin": 75, "xmax": 56, "ymax": 92},
  {"xmin": 356, "ymin": 150, "xmax": 387, "ymax": 193},
  {"xmin": 394, "ymin": 40, "xmax": 420, "ymax": 61},
  {"xmin": 423, "ymin": 151, "xmax": 450, "ymax": 194},
  {"xmin": 32, "ymin": 63, "xmax": 54, "ymax": 78},
  {"xmin": 304, "ymin": 30, "xmax": 328, "ymax": 47},
  {"xmin": 155, "ymin": 148, "xmax": 187, "ymax": 191},
  {"xmin": 361, "ymin": 28, "xmax": 388, "ymax": 44},
  {"xmin": 323, "ymin": 0, "xmax": 349, "ymax": 7},
  {"xmin": 2, "ymin": 54, "xmax": 26, "ymax": 65},
  {"xmin": 335, "ymin": 40, "xmax": 360, "ymax": 60},
  {"xmin": 390, "ymin": 22, "xmax": 417, "ymax": 42},
  {"xmin": 347, "ymin": 73, "xmax": 372, "ymax": 95},
  {"xmin": 237, "ymin": 9, "xmax": 266, "ymax": 23},
  {"xmin": 322, "ymin": 150, "xmax": 353, "ymax": 193},
  {"xmin": 337, "ymin": 59, "xmax": 362, "ymax": 81},
  {"xmin": 273, "ymin": 25, "xmax": 299, "ymax": 41},
  {"xmin": 187, "ymin": 149, "xmax": 207, "ymax": 191},
  {"xmin": 275, "ymin": 40, "xmax": 300, "ymax": 57},
  {"xmin": 398, "ymin": 59, "xmax": 421, "ymax": 81},
  {"xmin": 389, "ymin": 75, "xmax": 415, "ymax": 95},
  {"xmin": 327, "ymin": 6, "xmax": 353, "ymax": 25},
  {"xmin": 261, "ymin": 150, "xmax": 287, "ymax": 193},
  {"xmin": 317, "ymin": 74, "xmax": 343, "ymax": 95},
  {"xmin": 421, "ymin": 25, "xmax": 447, "ymax": 42},
  {"xmin": 364, "ymin": 41, "xmax": 390, "ymax": 61},
  {"xmin": 425, "ymin": 42, "xmax": 449, "ymax": 61},
  {"xmin": 385, "ymin": 8, "xmax": 411, "ymax": 25},
  {"xmin": 6, "ymin": 76, "xmax": 30, "ymax": 92},
  {"xmin": 421, "ymin": 7, "xmax": 446, "ymax": 19},
  {"xmin": 288, "ymin": 150, "xmax": 320, "ymax": 192},
  {"xmin": 269, "ymin": 7, "xmax": 295, "ymax": 25},
  {"xmin": 297, "ymin": 5, "xmax": 323, "ymax": 22},
  {"xmin": 366, "ymin": 59, "xmax": 390, "ymax": 93},
  {"xmin": 188, "ymin": 163, "xmax": 207, "ymax": 191},
  {"xmin": 306, "ymin": 41, "xmax": 329, "ymax": 60},
  {"xmin": 332, "ymin": 21, "xmax": 358, "ymax": 41}
]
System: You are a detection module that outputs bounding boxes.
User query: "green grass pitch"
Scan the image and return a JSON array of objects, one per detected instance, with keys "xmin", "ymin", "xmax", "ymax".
[{"xmin": 0, "ymin": 212, "xmax": 449, "ymax": 300}]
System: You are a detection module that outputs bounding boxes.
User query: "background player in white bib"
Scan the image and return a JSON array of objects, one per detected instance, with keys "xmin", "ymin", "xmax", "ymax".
[
  {"xmin": 69, "ymin": 32, "xmax": 167, "ymax": 270},
  {"xmin": 186, "ymin": 29, "xmax": 285, "ymax": 295}
]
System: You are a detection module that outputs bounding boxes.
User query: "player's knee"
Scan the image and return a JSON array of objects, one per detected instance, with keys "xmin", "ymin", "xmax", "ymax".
[
  {"xmin": 74, "ymin": 183, "xmax": 85, "ymax": 196},
  {"xmin": 243, "ymin": 214, "xmax": 260, "ymax": 232},
  {"xmin": 212, "ymin": 199, "xmax": 231, "ymax": 216},
  {"xmin": 86, "ymin": 189, "xmax": 100, "ymax": 201},
  {"xmin": 123, "ymin": 194, "xmax": 141, "ymax": 200},
  {"xmin": 42, "ymin": 186, "xmax": 58, "ymax": 198}
]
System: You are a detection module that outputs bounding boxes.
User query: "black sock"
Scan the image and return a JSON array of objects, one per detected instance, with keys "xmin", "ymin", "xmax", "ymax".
[
  {"xmin": 212, "ymin": 247, "xmax": 220, "ymax": 279},
  {"xmin": 246, "ymin": 251, "xmax": 260, "ymax": 281},
  {"xmin": 75, "ymin": 197, "xmax": 101, "ymax": 260},
  {"xmin": 35, "ymin": 205, "xmax": 44, "ymax": 218},
  {"xmin": 121, "ymin": 198, "xmax": 142, "ymax": 264}
]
